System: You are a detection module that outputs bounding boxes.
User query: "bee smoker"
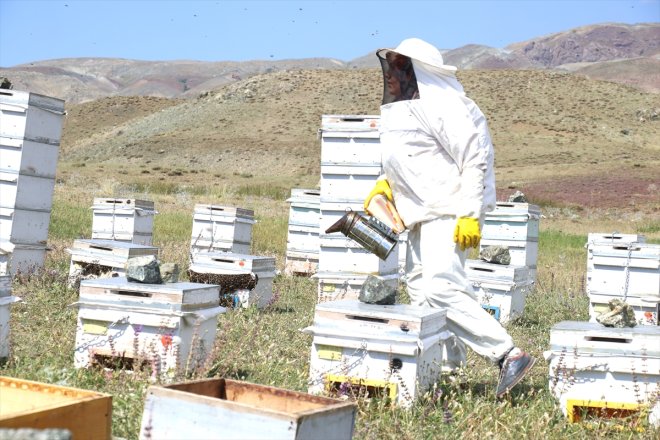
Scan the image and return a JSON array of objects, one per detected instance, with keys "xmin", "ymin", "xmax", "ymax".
[{"xmin": 325, "ymin": 210, "xmax": 398, "ymax": 260}]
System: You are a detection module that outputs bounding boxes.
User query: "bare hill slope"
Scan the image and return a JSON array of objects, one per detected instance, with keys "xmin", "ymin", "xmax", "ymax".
[{"xmin": 58, "ymin": 68, "xmax": 660, "ymax": 211}]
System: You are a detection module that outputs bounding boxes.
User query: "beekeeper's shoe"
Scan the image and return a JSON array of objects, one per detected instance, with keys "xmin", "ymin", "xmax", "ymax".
[{"xmin": 496, "ymin": 348, "xmax": 536, "ymax": 399}]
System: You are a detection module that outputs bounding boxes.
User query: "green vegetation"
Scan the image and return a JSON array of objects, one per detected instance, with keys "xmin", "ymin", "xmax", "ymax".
[{"xmin": 2, "ymin": 196, "xmax": 658, "ymax": 440}]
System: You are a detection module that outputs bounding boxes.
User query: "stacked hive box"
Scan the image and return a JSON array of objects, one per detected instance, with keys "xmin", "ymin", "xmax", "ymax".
[
  {"xmin": 316, "ymin": 115, "xmax": 399, "ymax": 302},
  {"xmin": 465, "ymin": 259, "xmax": 535, "ymax": 324},
  {"xmin": 285, "ymin": 188, "xmax": 321, "ymax": 276},
  {"xmin": 0, "ymin": 275, "xmax": 20, "ymax": 361},
  {"xmin": 188, "ymin": 251, "xmax": 277, "ymax": 309},
  {"xmin": 304, "ymin": 299, "xmax": 449, "ymax": 408},
  {"xmin": 73, "ymin": 277, "xmax": 224, "ymax": 376},
  {"xmin": 586, "ymin": 233, "xmax": 659, "ymax": 326},
  {"xmin": 139, "ymin": 379, "xmax": 357, "ymax": 439},
  {"xmin": 544, "ymin": 321, "xmax": 660, "ymax": 425},
  {"xmin": 480, "ymin": 202, "xmax": 541, "ymax": 282},
  {"xmin": 91, "ymin": 198, "xmax": 157, "ymax": 245},
  {"xmin": 0, "ymin": 90, "xmax": 65, "ymax": 276},
  {"xmin": 67, "ymin": 239, "xmax": 159, "ymax": 287},
  {"xmin": 190, "ymin": 204, "xmax": 256, "ymax": 254}
]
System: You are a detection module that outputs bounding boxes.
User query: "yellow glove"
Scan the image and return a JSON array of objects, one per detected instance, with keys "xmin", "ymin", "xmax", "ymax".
[
  {"xmin": 364, "ymin": 179, "xmax": 393, "ymax": 211},
  {"xmin": 453, "ymin": 217, "xmax": 481, "ymax": 251}
]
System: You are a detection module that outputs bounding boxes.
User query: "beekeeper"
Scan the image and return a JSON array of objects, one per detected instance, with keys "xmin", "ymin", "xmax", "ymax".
[{"xmin": 365, "ymin": 38, "xmax": 535, "ymax": 398}]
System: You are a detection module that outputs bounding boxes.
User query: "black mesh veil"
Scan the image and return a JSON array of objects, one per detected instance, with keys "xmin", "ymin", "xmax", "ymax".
[{"xmin": 377, "ymin": 49, "xmax": 419, "ymax": 105}]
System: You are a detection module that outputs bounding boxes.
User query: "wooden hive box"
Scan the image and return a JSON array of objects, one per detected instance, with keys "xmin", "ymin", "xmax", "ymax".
[
  {"xmin": 0, "ymin": 136, "xmax": 59, "ymax": 179},
  {"xmin": 0, "ymin": 376, "xmax": 112, "ymax": 439},
  {"xmin": 139, "ymin": 378, "xmax": 357, "ymax": 440},
  {"xmin": 0, "ymin": 170, "xmax": 55, "ymax": 211},
  {"xmin": 481, "ymin": 202, "xmax": 540, "ymax": 242},
  {"xmin": 320, "ymin": 115, "xmax": 381, "ymax": 167},
  {"xmin": 314, "ymin": 270, "xmax": 399, "ymax": 303},
  {"xmin": 91, "ymin": 198, "xmax": 156, "ymax": 245},
  {"xmin": 544, "ymin": 321, "xmax": 660, "ymax": 424},
  {"xmin": 0, "ymin": 90, "xmax": 66, "ymax": 145},
  {"xmin": 190, "ymin": 204, "xmax": 255, "ymax": 254},
  {"xmin": 73, "ymin": 277, "xmax": 224, "ymax": 375},
  {"xmin": 303, "ymin": 300, "xmax": 449, "ymax": 408},
  {"xmin": 0, "ymin": 241, "xmax": 48, "ymax": 277}
]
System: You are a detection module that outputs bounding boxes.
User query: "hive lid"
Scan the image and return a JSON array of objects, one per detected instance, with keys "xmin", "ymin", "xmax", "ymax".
[
  {"xmin": 588, "ymin": 242, "xmax": 659, "ymax": 261},
  {"xmin": 549, "ymin": 320, "xmax": 660, "ymax": 357},
  {"xmin": 0, "ymin": 89, "xmax": 65, "ymax": 114},
  {"xmin": 193, "ymin": 204, "xmax": 255, "ymax": 219},
  {"xmin": 79, "ymin": 277, "xmax": 220, "ymax": 308},
  {"xmin": 465, "ymin": 259, "xmax": 534, "ymax": 284},
  {"xmin": 485, "ymin": 202, "xmax": 541, "ymax": 219},
  {"xmin": 190, "ymin": 251, "xmax": 276, "ymax": 273},
  {"xmin": 68, "ymin": 239, "xmax": 158, "ymax": 257},
  {"xmin": 310, "ymin": 299, "xmax": 446, "ymax": 338},
  {"xmin": 92, "ymin": 198, "xmax": 155, "ymax": 211},
  {"xmin": 320, "ymin": 115, "xmax": 380, "ymax": 132},
  {"xmin": 587, "ymin": 233, "xmax": 646, "ymax": 246}
]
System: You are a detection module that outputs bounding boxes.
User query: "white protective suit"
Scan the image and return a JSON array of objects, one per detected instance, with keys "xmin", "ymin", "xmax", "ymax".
[{"xmin": 378, "ymin": 38, "xmax": 513, "ymax": 365}]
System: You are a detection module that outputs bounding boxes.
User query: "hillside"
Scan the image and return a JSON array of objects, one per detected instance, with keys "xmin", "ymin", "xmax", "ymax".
[
  {"xmin": 2, "ymin": 23, "xmax": 658, "ymax": 104},
  {"xmin": 57, "ymin": 68, "xmax": 660, "ymax": 213}
]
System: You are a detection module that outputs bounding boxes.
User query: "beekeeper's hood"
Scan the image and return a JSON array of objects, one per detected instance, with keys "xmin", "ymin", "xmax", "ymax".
[{"xmin": 377, "ymin": 38, "xmax": 464, "ymax": 105}]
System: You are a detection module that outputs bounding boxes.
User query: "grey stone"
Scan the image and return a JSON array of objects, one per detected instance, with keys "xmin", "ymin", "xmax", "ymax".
[
  {"xmin": 480, "ymin": 245, "xmax": 511, "ymax": 265},
  {"xmin": 126, "ymin": 255, "xmax": 163, "ymax": 284},
  {"xmin": 507, "ymin": 190, "xmax": 528, "ymax": 203},
  {"xmin": 596, "ymin": 298, "xmax": 637, "ymax": 328},
  {"xmin": 0, "ymin": 77, "xmax": 12, "ymax": 89},
  {"xmin": 359, "ymin": 275, "xmax": 397, "ymax": 305},
  {"xmin": 160, "ymin": 263, "xmax": 180, "ymax": 283}
]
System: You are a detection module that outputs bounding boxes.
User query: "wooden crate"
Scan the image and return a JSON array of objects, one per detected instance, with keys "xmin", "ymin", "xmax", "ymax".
[
  {"xmin": 544, "ymin": 321, "xmax": 660, "ymax": 417},
  {"xmin": 0, "ymin": 171, "xmax": 55, "ymax": 211},
  {"xmin": 0, "ymin": 90, "xmax": 66, "ymax": 144},
  {"xmin": 0, "ymin": 376, "xmax": 112, "ymax": 439},
  {"xmin": 74, "ymin": 278, "xmax": 224, "ymax": 375},
  {"xmin": 139, "ymin": 378, "xmax": 357, "ymax": 439},
  {"xmin": 0, "ymin": 136, "xmax": 59, "ymax": 179},
  {"xmin": 320, "ymin": 115, "xmax": 381, "ymax": 166},
  {"xmin": 304, "ymin": 300, "xmax": 449, "ymax": 407}
]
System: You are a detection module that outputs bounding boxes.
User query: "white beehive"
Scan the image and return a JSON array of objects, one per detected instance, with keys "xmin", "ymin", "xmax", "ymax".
[
  {"xmin": 482, "ymin": 202, "xmax": 541, "ymax": 242},
  {"xmin": 0, "ymin": 240, "xmax": 48, "ymax": 276},
  {"xmin": 397, "ymin": 230, "xmax": 408, "ymax": 274},
  {"xmin": 318, "ymin": 234, "xmax": 399, "ymax": 275},
  {"xmin": 0, "ymin": 136, "xmax": 59, "ymax": 178},
  {"xmin": 287, "ymin": 188, "xmax": 321, "ymax": 227},
  {"xmin": 0, "ymin": 171, "xmax": 55, "ymax": 211},
  {"xmin": 139, "ymin": 378, "xmax": 357, "ymax": 440},
  {"xmin": 479, "ymin": 238, "xmax": 538, "ymax": 276},
  {"xmin": 320, "ymin": 115, "xmax": 381, "ymax": 166},
  {"xmin": 315, "ymin": 270, "xmax": 400, "ymax": 303},
  {"xmin": 304, "ymin": 300, "xmax": 449, "ymax": 408},
  {"xmin": 586, "ymin": 242, "xmax": 659, "ymax": 297},
  {"xmin": 320, "ymin": 164, "xmax": 382, "ymax": 203},
  {"xmin": 0, "ymin": 90, "xmax": 65, "ymax": 144},
  {"xmin": 67, "ymin": 239, "xmax": 159, "ymax": 284},
  {"xmin": 73, "ymin": 277, "xmax": 224, "ymax": 376},
  {"xmin": 286, "ymin": 223, "xmax": 319, "ymax": 255},
  {"xmin": 587, "ymin": 233, "xmax": 646, "ymax": 246},
  {"xmin": 188, "ymin": 251, "xmax": 276, "ymax": 309},
  {"xmin": 465, "ymin": 259, "xmax": 535, "ymax": 323},
  {"xmin": 544, "ymin": 321, "xmax": 660, "ymax": 423},
  {"xmin": 284, "ymin": 250, "xmax": 319, "ymax": 277},
  {"xmin": 91, "ymin": 198, "xmax": 157, "ymax": 246},
  {"xmin": 190, "ymin": 204, "xmax": 255, "ymax": 254},
  {"xmin": 0, "ymin": 275, "xmax": 20, "ymax": 360},
  {"xmin": 0, "ymin": 206, "xmax": 51, "ymax": 245}
]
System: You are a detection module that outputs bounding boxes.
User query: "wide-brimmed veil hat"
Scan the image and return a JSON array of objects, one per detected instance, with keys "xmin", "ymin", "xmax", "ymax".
[{"xmin": 377, "ymin": 38, "xmax": 457, "ymax": 76}]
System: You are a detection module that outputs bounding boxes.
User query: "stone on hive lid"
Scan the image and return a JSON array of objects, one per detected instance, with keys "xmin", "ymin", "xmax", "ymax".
[
  {"xmin": 359, "ymin": 275, "xmax": 397, "ymax": 305},
  {"xmin": 596, "ymin": 298, "xmax": 637, "ymax": 328},
  {"xmin": 507, "ymin": 191, "xmax": 528, "ymax": 203},
  {"xmin": 126, "ymin": 255, "xmax": 163, "ymax": 284},
  {"xmin": 479, "ymin": 245, "xmax": 511, "ymax": 265},
  {"xmin": 160, "ymin": 263, "xmax": 180, "ymax": 283}
]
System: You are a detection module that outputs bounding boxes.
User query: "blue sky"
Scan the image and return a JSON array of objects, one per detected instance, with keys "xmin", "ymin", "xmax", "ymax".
[{"xmin": 1, "ymin": 0, "xmax": 658, "ymax": 67}]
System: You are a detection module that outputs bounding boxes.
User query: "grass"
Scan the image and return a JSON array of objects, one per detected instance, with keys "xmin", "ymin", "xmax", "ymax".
[{"xmin": 2, "ymin": 193, "xmax": 659, "ymax": 440}]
